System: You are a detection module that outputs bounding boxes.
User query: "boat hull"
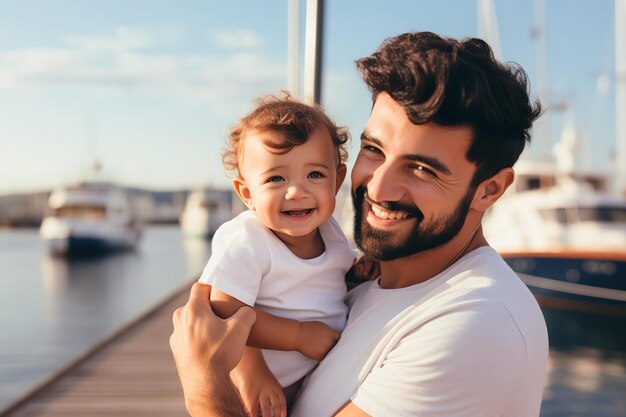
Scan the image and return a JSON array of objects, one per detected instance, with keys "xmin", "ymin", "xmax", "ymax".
[
  {"xmin": 45, "ymin": 235, "xmax": 138, "ymax": 257},
  {"xmin": 40, "ymin": 182, "xmax": 143, "ymax": 257},
  {"xmin": 503, "ymin": 252, "xmax": 626, "ymax": 316}
]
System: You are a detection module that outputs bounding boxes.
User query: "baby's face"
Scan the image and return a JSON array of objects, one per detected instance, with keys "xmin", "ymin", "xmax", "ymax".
[{"xmin": 236, "ymin": 126, "xmax": 345, "ymax": 241}]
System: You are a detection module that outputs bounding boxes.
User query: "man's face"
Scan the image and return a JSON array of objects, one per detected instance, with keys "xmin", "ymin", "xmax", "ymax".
[{"xmin": 351, "ymin": 93, "xmax": 478, "ymax": 261}]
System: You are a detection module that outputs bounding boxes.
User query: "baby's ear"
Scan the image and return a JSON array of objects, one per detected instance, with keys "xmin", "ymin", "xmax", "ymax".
[
  {"xmin": 233, "ymin": 176, "xmax": 255, "ymax": 210},
  {"xmin": 335, "ymin": 163, "xmax": 347, "ymax": 193}
]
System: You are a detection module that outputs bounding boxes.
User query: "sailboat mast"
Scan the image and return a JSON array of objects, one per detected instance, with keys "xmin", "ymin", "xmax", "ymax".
[
  {"xmin": 287, "ymin": 0, "xmax": 300, "ymax": 98},
  {"xmin": 303, "ymin": 0, "xmax": 324, "ymax": 105},
  {"xmin": 533, "ymin": 0, "xmax": 552, "ymax": 161},
  {"xmin": 616, "ymin": 0, "xmax": 626, "ymax": 195},
  {"xmin": 477, "ymin": 0, "xmax": 503, "ymax": 60}
]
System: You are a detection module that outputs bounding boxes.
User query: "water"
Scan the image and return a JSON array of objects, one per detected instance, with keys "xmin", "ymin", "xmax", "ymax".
[
  {"xmin": 0, "ymin": 226, "xmax": 211, "ymax": 411},
  {"xmin": 0, "ymin": 228, "xmax": 625, "ymax": 415},
  {"xmin": 541, "ymin": 309, "xmax": 626, "ymax": 416}
]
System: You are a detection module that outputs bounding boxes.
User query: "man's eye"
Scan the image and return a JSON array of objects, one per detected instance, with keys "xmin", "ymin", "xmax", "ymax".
[
  {"xmin": 267, "ymin": 176, "xmax": 284, "ymax": 183},
  {"xmin": 362, "ymin": 144, "xmax": 381, "ymax": 154},
  {"xmin": 308, "ymin": 171, "xmax": 324, "ymax": 179},
  {"xmin": 413, "ymin": 165, "xmax": 435, "ymax": 177}
]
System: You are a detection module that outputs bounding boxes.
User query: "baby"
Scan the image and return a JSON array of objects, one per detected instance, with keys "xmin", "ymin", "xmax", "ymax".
[{"xmin": 199, "ymin": 94, "xmax": 356, "ymax": 417}]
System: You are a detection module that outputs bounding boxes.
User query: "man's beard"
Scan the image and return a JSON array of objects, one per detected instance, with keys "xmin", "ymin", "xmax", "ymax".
[{"xmin": 352, "ymin": 185, "xmax": 475, "ymax": 261}]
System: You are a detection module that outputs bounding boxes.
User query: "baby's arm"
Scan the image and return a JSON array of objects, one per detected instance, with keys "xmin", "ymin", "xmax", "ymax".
[
  {"xmin": 210, "ymin": 288, "xmax": 340, "ymax": 361},
  {"xmin": 231, "ymin": 347, "xmax": 287, "ymax": 417}
]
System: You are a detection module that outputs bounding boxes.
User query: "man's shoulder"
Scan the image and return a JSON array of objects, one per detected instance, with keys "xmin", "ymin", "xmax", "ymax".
[
  {"xmin": 348, "ymin": 246, "xmax": 544, "ymax": 336},
  {"xmin": 443, "ymin": 246, "xmax": 548, "ymax": 351},
  {"xmin": 442, "ymin": 246, "xmax": 527, "ymax": 293}
]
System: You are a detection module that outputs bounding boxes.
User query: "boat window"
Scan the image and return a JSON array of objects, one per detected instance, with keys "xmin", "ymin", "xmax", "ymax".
[
  {"xmin": 576, "ymin": 207, "xmax": 626, "ymax": 223},
  {"xmin": 538, "ymin": 208, "xmax": 568, "ymax": 223},
  {"xmin": 200, "ymin": 202, "xmax": 218, "ymax": 210},
  {"xmin": 54, "ymin": 205, "xmax": 106, "ymax": 219},
  {"xmin": 527, "ymin": 177, "xmax": 541, "ymax": 190},
  {"xmin": 538, "ymin": 206, "xmax": 626, "ymax": 223}
]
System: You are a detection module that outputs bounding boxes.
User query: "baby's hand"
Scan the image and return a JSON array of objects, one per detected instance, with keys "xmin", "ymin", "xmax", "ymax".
[
  {"xmin": 345, "ymin": 255, "xmax": 380, "ymax": 290},
  {"xmin": 231, "ymin": 359, "xmax": 287, "ymax": 417},
  {"xmin": 298, "ymin": 321, "xmax": 340, "ymax": 361}
]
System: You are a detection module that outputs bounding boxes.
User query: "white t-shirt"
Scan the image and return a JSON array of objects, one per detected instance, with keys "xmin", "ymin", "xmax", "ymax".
[
  {"xmin": 199, "ymin": 210, "xmax": 356, "ymax": 387},
  {"xmin": 291, "ymin": 246, "xmax": 549, "ymax": 417}
]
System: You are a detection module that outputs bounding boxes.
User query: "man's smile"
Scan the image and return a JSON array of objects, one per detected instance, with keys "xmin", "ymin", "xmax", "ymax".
[
  {"xmin": 371, "ymin": 204, "xmax": 409, "ymax": 220},
  {"xmin": 363, "ymin": 192, "xmax": 422, "ymax": 225}
]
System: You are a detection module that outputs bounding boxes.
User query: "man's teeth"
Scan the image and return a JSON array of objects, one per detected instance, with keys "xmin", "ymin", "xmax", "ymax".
[{"xmin": 371, "ymin": 205, "xmax": 408, "ymax": 220}]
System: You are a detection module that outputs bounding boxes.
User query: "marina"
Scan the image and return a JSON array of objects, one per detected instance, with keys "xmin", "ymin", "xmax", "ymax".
[
  {"xmin": 0, "ymin": 226, "xmax": 625, "ymax": 416},
  {"xmin": 2, "ymin": 284, "xmax": 189, "ymax": 417},
  {"xmin": 0, "ymin": 1, "xmax": 625, "ymax": 415},
  {"xmin": 0, "ymin": 226, "xmax": 211, "ymax": 414}
]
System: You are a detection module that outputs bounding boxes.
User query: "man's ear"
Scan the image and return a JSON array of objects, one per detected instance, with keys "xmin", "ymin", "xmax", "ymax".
[
  {"xmin": 471, "ymin": 168, "xmax": 514, "ymax": 212},
  {"xmin": 335, "ymin": 163, "xmax": 347, "ymax": 194},
  {"xmin": 233, "ymin": 176, "xmax": 254, "ymax": 210}
]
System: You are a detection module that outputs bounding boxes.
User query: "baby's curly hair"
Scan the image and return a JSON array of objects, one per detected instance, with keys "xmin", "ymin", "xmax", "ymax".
[{"xmin": 223, "ymin": 93, "xmax": 349, "ymax": 176}]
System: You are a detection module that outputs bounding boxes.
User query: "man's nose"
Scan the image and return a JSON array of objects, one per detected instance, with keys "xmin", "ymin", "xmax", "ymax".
[{"xmin": 366, "ymin": 163, "xmax": 404, "ymax": 203}]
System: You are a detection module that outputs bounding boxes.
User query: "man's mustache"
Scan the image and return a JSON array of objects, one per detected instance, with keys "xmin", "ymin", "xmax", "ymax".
[{"xmin": 352, "ymin": 186, "xmax": 424, "ymax": 220}]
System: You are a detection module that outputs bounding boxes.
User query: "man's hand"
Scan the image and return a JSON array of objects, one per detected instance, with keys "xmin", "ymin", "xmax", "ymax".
[
  {"xmin": 170, "ymin": 283, "xmax": 256, "ymax": 416},
  {"xmin": 298, "ymin": 321, "xmax": 341, "ymax": 361}
]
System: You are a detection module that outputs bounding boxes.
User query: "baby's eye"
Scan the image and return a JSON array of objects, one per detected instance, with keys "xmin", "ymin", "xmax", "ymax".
[
  {"xmin": 267, "ymin": 176, "xmax": 284, "ymax": 183},
  {"xmin": 308, "ymin": 171, "xmax": 324, "ymax": 179}
]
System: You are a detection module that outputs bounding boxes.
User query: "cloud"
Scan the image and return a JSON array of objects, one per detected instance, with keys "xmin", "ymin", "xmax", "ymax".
[
  {"xmin": 64, "ymin": 27, "xmax": 153, "ymax": 52},
  {"xmin": 211, "ymin": 29, "xmax": 261, "ymax": 49},
  {"xmin": 0, "ymin": 26, "xmax": 283, "ymax": 101}
]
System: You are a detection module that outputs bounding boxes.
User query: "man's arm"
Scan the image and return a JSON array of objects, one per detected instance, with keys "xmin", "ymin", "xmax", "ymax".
[{"xmin": 170, "ymin": 283, "xmax": 256, "ymax": 417}]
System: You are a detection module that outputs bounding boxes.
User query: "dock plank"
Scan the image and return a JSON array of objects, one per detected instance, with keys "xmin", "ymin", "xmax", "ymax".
[{"xmin": 4, "ymin": 289, "xmax": 192, "ymax": 417}]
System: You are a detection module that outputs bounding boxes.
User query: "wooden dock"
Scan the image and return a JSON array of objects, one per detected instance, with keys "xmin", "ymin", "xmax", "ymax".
[{"xmin": 3, "ymin": 286, "xmax": 192, "ymax": 417}]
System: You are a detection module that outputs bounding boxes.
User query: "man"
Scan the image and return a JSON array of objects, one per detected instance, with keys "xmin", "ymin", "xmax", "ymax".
[{"xmin": 170, "ymin": 31, "xmax": 548, "ymax": 417}]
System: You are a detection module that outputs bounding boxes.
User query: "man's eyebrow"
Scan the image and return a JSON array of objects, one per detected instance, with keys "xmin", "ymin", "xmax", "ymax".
[
  {"xmin": 360, "ymin": 130, "xmax": 451, "ymax": 175},
  {"xmin": 360, "ymin": 131, "xmax": 380, "ymax": 145}
]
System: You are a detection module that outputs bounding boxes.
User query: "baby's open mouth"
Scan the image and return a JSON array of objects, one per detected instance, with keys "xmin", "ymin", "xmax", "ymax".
[{"xmin": 283, "ymin": 209, "xmax": 313, "ymax": 216}]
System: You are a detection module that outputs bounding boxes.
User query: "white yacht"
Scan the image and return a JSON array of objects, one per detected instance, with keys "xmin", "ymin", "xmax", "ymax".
[
  {"xmin": 484, "ymin": 154, "xmax": 626, "ymax": 315},
  {"xmin": 179, "ymin": 188, "xmax": 234, "ymax": 238},
  {"xmin": 481, "ymin": 0, "xmax": 626, "ymax": 315},
  {"xmin": 40, "ymin": 182, "xmax": 142, "ymax": 256}
]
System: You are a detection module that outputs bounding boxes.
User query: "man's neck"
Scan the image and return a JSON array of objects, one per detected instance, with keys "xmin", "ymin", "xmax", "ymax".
[{"xmin": 378, "ymin": 223, "xmax": 488, "ymax": 289}]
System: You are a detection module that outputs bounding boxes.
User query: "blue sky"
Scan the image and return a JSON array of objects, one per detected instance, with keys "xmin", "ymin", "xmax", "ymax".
[{"xmin": 0, "ymin": 0, "xmax": 618, "ymax": 194}]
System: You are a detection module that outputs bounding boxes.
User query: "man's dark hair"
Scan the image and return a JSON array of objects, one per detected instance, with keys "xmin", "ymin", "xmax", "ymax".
[{"xmin": 356, "ymin": 31, "xmax": 542, "ymax": 186}]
